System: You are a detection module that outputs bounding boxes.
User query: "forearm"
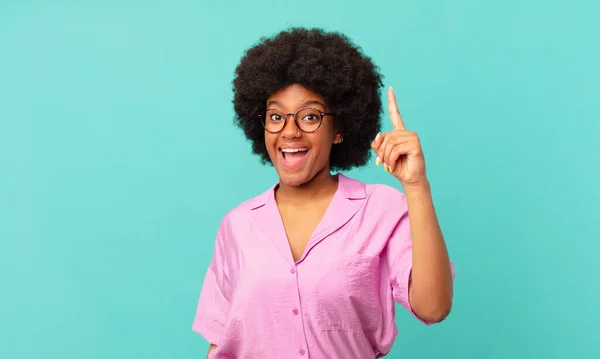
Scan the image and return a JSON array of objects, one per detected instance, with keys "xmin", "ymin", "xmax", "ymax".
[{"xmin": 404, "ymin": 180, "xmax": 453, "ymax": 322}]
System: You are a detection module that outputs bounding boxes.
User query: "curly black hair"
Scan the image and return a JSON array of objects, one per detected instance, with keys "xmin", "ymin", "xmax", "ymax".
[{"xmin": 232, "ymin": 27, "xmax": 384, "ymax": 171}]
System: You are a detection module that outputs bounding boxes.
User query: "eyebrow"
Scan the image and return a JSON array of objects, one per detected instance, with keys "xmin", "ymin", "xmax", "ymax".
[{"xmin": 266, "ymin": 100, "xmax": 326, "ymax": 110}]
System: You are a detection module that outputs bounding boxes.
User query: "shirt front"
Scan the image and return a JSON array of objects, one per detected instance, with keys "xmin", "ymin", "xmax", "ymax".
[{"xmin": 192, "ymin": 173, "xmax": 455, "ymax": 358}]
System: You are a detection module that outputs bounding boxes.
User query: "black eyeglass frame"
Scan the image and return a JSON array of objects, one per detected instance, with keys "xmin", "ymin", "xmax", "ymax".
[{"xmin": 258, "ymin": 107, "xmax": 336, "ymax": 134}]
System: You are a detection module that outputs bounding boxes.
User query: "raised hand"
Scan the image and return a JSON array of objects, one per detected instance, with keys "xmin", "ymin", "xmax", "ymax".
[{"xmin": 371, "ymin": 86, "xmax": 427, "ymax": 188}]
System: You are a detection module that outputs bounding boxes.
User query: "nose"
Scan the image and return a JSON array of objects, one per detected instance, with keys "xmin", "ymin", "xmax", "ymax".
[{"xmin": 280, "ymin": 113, "xmax": 301, "ymax": 139}]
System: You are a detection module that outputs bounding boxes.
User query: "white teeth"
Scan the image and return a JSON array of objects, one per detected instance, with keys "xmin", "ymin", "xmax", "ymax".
[{"xmin": 281, "ymin": 148, "xmax": 308, "ymax": 153}]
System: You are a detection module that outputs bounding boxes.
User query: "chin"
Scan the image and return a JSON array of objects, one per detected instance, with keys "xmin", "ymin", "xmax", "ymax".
[{"xmin": 277, "ymin": 170, "xmax": 314, "ymax": 187}]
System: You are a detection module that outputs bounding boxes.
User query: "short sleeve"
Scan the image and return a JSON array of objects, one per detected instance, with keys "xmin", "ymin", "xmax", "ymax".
[
  {"xmin": 192, "ymin": 229, "xmax": 232, "ymax": 345},
  {"xmin": 386, "ymin": 209, "xmax": 455, "ymax": 325}
]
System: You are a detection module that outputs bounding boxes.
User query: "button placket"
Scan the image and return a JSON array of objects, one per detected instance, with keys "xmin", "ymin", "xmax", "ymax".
[{"xmin": 289, "ymin": 264, "xmax": 309, "ymax": 358}]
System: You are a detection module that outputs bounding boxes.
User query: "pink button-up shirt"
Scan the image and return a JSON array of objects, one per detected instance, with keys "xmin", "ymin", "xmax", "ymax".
[{"xmin": 193, "ymin": 174, "xmax": 455, "ymax": 358}]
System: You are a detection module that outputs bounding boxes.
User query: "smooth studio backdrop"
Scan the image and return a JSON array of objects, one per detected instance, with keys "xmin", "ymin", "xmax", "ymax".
[{"xmin": 1, "ymin": 1, "xmax": 599, "ymax": 358}]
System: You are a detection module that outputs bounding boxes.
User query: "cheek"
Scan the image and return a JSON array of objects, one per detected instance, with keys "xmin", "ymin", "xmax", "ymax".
[
  {"xmin": 264, "ymin": 133, "xmax": 277, "ymax": 157},
  {"xmin": 310, "ymin": 133, "xmax": 335, "ymax": 158}
]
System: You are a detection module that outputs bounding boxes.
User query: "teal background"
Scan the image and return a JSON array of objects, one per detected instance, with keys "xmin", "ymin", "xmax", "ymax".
[{"xmin": 1, "ymin": 0, "xmax": 599, "ymax": 358}]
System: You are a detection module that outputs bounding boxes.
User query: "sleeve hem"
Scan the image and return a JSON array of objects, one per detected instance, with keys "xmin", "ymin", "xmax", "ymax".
[{"xmin": 192, "ymin": 320, "xmax": 221, "ymax": 346}]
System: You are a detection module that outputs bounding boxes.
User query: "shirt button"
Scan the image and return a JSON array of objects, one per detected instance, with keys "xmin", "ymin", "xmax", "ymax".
[
  {"xmin": 290, "ymin": 268, "xmax": 296, "ymax": 274},
  {"xmin": 292, "ymin": 308, "xmax": 299, "ymax": 315},
  {"xmin": 298, "ymin": 349, "xmax": 305, "ymax": 355}
]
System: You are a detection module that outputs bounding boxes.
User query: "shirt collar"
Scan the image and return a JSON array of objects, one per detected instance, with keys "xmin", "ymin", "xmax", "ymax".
[{"xmin": 248, "ymin": 173, "xmax": 366, "ymax": 210}]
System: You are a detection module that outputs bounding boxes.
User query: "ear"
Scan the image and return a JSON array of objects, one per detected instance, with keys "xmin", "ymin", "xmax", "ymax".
[{"xmin": 333, "ymin": 131, "xmax": 343, "ymax": 144}]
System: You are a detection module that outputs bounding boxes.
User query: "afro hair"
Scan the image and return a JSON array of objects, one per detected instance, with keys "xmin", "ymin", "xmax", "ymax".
[{"xmin": 232, "ymin": 27, "xmax": 384, "ymax": 171}]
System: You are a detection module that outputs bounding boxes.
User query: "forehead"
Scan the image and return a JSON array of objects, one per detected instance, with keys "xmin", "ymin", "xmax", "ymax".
[{"xmin": 267, "ymin": 84, "xmax": 327, "ymax": 109}]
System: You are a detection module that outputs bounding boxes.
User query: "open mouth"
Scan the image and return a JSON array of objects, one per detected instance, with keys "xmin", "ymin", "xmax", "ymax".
[{"xmin": 280, "ymin": 148, "xmax": 309, "ymax": 167}]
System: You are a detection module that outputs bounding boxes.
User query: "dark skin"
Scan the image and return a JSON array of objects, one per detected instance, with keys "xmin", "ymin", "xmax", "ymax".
[
  {"xmin": 265, "ymin": 84, "xmax": 343, "ymax": 261},
  {"xmin": 207, "ymin": 84, "xmax": 453, "ymax": 357},
  {"xmin": 277, "ymin": 187, "xmax": 334, "ymax": 261}
]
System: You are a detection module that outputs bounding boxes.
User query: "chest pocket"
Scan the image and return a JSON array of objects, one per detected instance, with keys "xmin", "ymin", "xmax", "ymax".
[{"xmin": 316, "ymin": 254, "xmax": 383, "ymax": 334}]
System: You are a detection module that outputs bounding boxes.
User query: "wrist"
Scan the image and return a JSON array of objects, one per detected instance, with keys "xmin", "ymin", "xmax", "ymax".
[{"xmin": 402, "ymin": 178, "xmax": 431, "ymax": 195}]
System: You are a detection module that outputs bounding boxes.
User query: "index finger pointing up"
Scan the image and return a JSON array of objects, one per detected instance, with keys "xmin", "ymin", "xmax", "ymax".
[{"xmin": 388, "ymin": 86, "xmax": 406, "ymax": 130}]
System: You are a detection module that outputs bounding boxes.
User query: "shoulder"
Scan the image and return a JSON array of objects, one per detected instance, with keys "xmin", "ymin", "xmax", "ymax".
[
  {"xmin": 366, "ymin": 183, "xmax": 409, "ymax": 219},
  {"xmin": 216, "ymin": 185, "xmax": 274, "ymax": 235},
  {"xmin": 366, "ymin": 182, "xmax": 407, "ymax": 204},
  {"xmin": 340, "ymin": 173, "xmax": 408, "ymax": 215}
]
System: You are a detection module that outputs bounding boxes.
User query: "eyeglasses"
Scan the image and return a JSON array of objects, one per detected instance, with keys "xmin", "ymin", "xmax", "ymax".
[{"xmin": 259, "ymin": 108, "xmax": 335, "ymax": 134}]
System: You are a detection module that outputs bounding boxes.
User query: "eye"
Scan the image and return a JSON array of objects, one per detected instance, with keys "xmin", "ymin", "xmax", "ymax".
[
  {"xmin": 300, "ymin": 110, "xmax": 321, "ymax": 121},
  {"xmin": 270, "ymin": 114, "xmax": 283, "ymax": 121}
]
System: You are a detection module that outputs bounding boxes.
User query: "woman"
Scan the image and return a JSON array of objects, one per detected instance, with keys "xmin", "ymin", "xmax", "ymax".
[{"xmin": 193, "ymin": 27, "xmax": 455, "ymax": 359}]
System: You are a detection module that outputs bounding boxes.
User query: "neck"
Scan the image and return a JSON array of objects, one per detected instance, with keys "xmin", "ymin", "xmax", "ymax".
[{"xmin": 275, "ymin": 168, "xmax": 339, "ymax": 204}]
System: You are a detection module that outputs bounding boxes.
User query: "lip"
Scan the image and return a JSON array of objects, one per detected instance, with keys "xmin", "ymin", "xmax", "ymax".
[
  {"xmin": 278, "ymin": 147, "xmax": 309, "ymax": 170},
  {"xmin": 278, "ymin": 144, "xmax": 310, "ymax": 150}
]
